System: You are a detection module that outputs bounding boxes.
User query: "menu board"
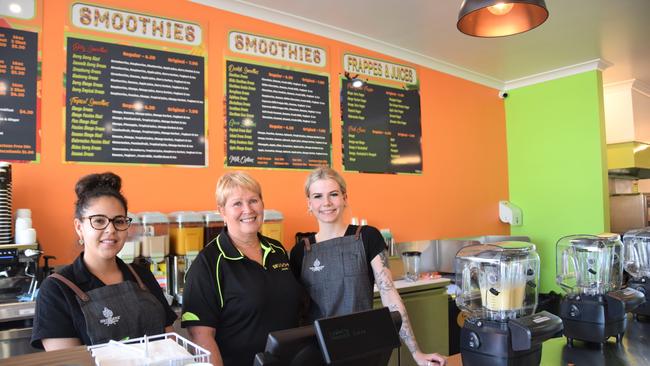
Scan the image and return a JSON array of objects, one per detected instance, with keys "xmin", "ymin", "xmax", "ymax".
[
  {"xmin": 342, "ymin": 80, "xmax": 422, "ymax": 174},
  {"xmin": 225, "ymin": 60, "xmax": 330, "ymax": 169},
  {"xmin": 65, "ymin": 37, "xmax": 205, "ymax": 165},
  {"xmin": 0, "ymin": 27, "xmax": 38, "ymax": 161}
]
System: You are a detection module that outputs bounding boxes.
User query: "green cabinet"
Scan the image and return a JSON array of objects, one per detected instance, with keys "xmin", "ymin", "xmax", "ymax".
[{"xmin": 374, "ymin": 283, "xmax": 449, "ymax": 366}]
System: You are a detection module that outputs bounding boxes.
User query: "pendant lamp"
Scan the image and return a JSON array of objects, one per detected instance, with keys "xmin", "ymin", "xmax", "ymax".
[{"xmin": 457, "ymin": 0, "xmax": 548, "ymax": 37}]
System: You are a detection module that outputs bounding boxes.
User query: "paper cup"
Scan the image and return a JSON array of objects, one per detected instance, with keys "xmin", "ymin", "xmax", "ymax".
[{"xmin": 16, "ymin": 228, "xmax": 36, "ymax": 244}]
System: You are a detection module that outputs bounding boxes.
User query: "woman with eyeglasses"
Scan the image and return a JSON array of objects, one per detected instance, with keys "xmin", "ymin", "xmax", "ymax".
[{"xmin": 31, "ymin": 172, "xmax": 176, "ymax": 351}]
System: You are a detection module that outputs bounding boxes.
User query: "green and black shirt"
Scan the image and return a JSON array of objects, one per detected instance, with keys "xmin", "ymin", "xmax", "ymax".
[{"xmin": 181, "ymin": 227, "xmax": 303, "ymax": 366}]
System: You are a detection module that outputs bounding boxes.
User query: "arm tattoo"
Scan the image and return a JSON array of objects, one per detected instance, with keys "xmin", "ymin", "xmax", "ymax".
[
  {"xmin": 379, "ymin": 251, "xmax": 390, "ymax": 268},
  {"xmin": 398, "ymin": 310, "xmax": 419, "ymax": 354},
  {"xmin": 374, "ymin": 253, "xmax": 395, "ymax": 293},
  {"xmin": 373, "ymin": 253, "xmax": 420, "ymax": 354}
]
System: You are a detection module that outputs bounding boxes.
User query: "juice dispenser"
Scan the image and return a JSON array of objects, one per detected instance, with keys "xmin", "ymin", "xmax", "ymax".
[
  {"xmin": 117, "ymin": 213, "xmax": 142, "ymax": 263},
  {"xmin": 168, "ymin": 211, "xmax": 204, "ymax": 304},
  {"xmin": 139, "ymin": 212, "xmax": 170, "ymax": 295},
  {"xmin": 455, "ymin": 242, "xmax": 562, "ymax": 366},
  {"xmin": 556, "ymin": 234, "xmax": 644, "ymax": 346},
  {"xmin": 622, "ymin": 229, "xmax": 650, "ymax": 319},
  {"xmin": 203, "ymin": 211, "xmax": 224, "ymax": 246},
  {"xmin": 261, "ymin": 210, "xmax": 283, "ymax": 243}
]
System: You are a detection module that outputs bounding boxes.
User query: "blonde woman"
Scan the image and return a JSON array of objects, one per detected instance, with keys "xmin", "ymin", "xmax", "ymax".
[
  {"xmin": 182, "ymin": 171, "xmax": 303, "ymax": 366},
  {"xmin": 291, "ymin": 167, "xmax": 446, "ymax": 366}
]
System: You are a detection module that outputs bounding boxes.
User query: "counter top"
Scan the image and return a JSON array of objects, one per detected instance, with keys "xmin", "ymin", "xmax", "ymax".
[
  {"xmin": 445, "ymin": 315, "xmax": 650, "ymax": 366},
  {"xmin": 1, "ymin": 345, "xmax": 93, "ymax": 366},
  {"xmin": 0, "ymin": 301, "xmax": 35, "ymax": 322},
  {"xmin": 374, "ymin": 277, "xmax": 450, "ymax": 296}
]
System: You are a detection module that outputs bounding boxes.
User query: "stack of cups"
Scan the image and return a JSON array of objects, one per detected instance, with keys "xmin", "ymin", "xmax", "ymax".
[
  {"xmin": 15, "ymin": 209, "xmax": 36, "ymax": 245},
  {"xmin": 0, "ymin": 162, "xmax": 12, "ymax": 244}
]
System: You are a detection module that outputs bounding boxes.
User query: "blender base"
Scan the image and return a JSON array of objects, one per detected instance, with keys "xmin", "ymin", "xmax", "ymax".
[
  {"xmin": 460, "ymin": 320, "xmax": 543, "ymax": 366},
  {"xmin": 560, "ymin": 295, "xmax": 626, "ymax": 345},
  {"xmin": 628, "ymin": 278, "xmax": 650, "ymax": 319}
]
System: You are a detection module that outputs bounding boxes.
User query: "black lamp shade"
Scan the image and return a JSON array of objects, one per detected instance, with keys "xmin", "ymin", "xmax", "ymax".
[{"xmin": 457, "ymin": 0, "xmax": 548, "ymax": 37}]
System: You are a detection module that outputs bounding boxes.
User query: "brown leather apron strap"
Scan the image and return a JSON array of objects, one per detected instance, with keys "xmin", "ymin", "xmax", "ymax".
[
  {"xmin": 354, "ymin": 225, "xmax": 363, "ymax": 240},
  {"xmin": 50, "ymin": 273, "xmax": 90, "ymax": 302},
  {"xmin": 303, "ymin": 237, "xmax": 312, "ymax": 252},
  {"xmin": 125, "ymin": 264, "xmax": 148, "ymax": 291}
]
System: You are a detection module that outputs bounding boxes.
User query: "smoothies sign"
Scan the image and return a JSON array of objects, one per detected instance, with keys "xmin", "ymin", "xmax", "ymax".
[
  {"xmin": 64, "ymin": 4, "xmax": 206, "ymax": 166},
  {"xmin": 229, "ymin": 31, "xmax": 326, "ymax": 67},
  {"xmin": 71, "ymin": 4, "xmax": 201, "ymax": 45},
  {"xmin": 226, "ymin": 32, "xmax": 331, "ymax": 170}
]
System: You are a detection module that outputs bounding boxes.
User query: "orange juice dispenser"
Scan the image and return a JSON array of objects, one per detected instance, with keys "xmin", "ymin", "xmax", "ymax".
[
  {"xmin": 168, "ymin": 211, "xmax": 204, "ymax": 304},
  {"xmin": 261, "ymin": 210, "xmax": 283, "ymax": 243},
  {"xmin": 203, "ymin": 211, "xmax": 224, "ymax": 246},
  {"xmin": 117, "ymin": 213, "xmax": 142, "ymax": 263},
  {"xmin": 140, "ymin": 212, "xmax": 170, "ymax": 296}
]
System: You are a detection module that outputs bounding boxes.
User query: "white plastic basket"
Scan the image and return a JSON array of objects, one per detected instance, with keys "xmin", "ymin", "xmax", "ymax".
[{"xmin": 88, "ymin": 332, "xmax": 210, "ymax": 366}]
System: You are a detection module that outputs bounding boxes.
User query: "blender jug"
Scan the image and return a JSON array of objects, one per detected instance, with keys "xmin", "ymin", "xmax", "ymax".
[
  {"xmin": 556, "ymin": 234, "xmax": 622, "ymax": 295},
  {"xmin": 623, "ymin": 230, "xmax": 650, "ymax": 279},
  {"xmin": 457, "ymin": 242, "xmax": 539, "ymax": 321}
]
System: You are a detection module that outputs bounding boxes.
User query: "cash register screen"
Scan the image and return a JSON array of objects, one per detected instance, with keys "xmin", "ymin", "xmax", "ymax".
[{"xmin": 253, "ymin": 307, "xmax": 401, "ymax": 366}]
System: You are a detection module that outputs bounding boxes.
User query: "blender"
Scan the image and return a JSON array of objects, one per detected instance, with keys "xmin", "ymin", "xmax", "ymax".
[
  {"xmin": 455, "ymin": 242, "xmax": 562, "ymax": 366},
  {"xmin": 622, "ymin": 229, "xmax": 650, "ymax": 320},
  {"xmin": 556, "ymin": 234, "xmax": 645, "ymax": 346}
]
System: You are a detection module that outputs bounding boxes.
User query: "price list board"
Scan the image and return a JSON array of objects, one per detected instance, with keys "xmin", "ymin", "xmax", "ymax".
[
  {"xmin": 65, "ymin": 37, "xmax": 205, "ymax": 166},
  {"xmin": 342, "ymin": 80, "xmax": 422, "ymax": 174},
  {"xmin": 225, "ymin": 60, "xmax": 331, "ymax": 169},
  {"xmin": 0, "ymin": 27, "xmax": 38, "ymax": 161}
]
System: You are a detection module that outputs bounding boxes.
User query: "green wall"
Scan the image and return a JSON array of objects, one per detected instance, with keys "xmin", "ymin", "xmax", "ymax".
[{"xmin": 505, "ymin": 71, "xmax": 610, "ymax": 293}]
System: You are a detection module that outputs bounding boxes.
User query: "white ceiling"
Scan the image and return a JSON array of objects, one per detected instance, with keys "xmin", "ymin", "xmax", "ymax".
[{"xmin": 193, "ymin": 0, "xmax": 650, "ymax": 90}]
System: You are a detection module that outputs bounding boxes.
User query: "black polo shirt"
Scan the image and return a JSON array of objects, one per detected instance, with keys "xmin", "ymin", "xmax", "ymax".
[
  {"xmin": 181, "ymin": 228, "xmax": 303, "ymax": 366},
  {"xmin": 31, "ymin": 253, "xmax": 177, "ymax": 348}
]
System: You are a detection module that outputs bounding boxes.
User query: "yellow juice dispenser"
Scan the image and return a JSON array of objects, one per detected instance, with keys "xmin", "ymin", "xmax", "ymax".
[
  {"xmin": 202, "ymin": 211, "xmax": 224, "ymax": 246},
  {"xmin": 261, "ymin": 209, "xmax": 283, "ymax": 243},
  {"xmin": 117, "ymin": 213, "xmax": 142, "ymax": 263},
  {"xmin": 140, "ymin": 212, "xmax": 170, "ymax": 295},
  {"xmin": 168, "ymin": 211, "xmax": 204, "ymax": 304}
]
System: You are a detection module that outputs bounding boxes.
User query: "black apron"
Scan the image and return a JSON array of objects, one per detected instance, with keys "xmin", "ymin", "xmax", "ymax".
[
  {"xmin": 300, "ymin": 226, "xmax": 373, "ymax": 321},
  {"xmin": 51, "ymin": 264, "xmax": 165, "ymax": 345}
]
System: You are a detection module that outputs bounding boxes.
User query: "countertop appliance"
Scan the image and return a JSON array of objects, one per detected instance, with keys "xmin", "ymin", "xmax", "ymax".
[
  {"xmin": 0, "ymin": 243, "xmax": 42, "ymax": 358},
  {"xmin": 556, "ymin": 234, "xmax": 645, "ymax": 346},
  {"xmin": 455, "ymin": 242, "xmax": 562, "ymax": 366},
  {"xmin": 610, "ymin": 193, "xmax": 650, "ymax": 233},
  {"xmin": 622, "ymin": 229, "xmax": 650, "ymax": 319}
]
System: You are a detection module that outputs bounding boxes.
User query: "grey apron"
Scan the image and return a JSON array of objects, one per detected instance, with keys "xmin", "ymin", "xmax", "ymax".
[
  {"xmin": 300, "ymin": 226, "xmax": 373, "ymax": 321},
  {"xmin": 51, "ymin": 264, "xmax": 165, "ymax": 345}
]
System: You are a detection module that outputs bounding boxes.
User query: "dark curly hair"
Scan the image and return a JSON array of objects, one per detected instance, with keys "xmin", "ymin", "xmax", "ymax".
[{"xmin": 74, "ymin": 172, "xmax": 128, "ymax": 218}]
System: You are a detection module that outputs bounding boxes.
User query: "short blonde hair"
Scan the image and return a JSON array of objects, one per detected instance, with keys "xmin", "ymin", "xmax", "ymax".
[
  {"xmin": 216, "ymin": 171, "xmax": 263, "ymax": 207},
  {"xmin": 304, "ymin": 166, "xmax": 347, "ymax": 197}
]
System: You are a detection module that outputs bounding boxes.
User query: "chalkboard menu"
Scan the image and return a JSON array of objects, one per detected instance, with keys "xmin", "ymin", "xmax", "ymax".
[
  {"xmin": 225, "ymin": 60, "xmax": 330, "ymax": 169},
  {"xmin": 65, "ymin": 37, "xmax": 205, "ymax": 165},
  {"xmin": 342, "ymin": 80, "xmax": 422, "ymax": 174},
  {"xmin": 0, "ymin": 27, "xmax": 38, "ymax": 161}
]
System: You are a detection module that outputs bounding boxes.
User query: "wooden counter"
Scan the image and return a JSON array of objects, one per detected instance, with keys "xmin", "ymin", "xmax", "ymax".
[{"xmin": 1, "ymin": 345, "xmax": 93, "ymax": 366}]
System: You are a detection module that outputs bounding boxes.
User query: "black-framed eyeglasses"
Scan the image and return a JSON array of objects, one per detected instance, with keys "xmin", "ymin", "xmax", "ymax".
[{"xmin": 81, "ymin": 215, "xmax": 132, "ymax": 231}]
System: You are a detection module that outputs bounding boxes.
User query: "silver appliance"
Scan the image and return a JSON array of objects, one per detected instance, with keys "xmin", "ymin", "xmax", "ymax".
[
  {"xmin": 610, "ymin": 193, "xmax": 650, "ymax": 233},
  {"xmin": 0, "ymin": 243, "xmax": 42, "ymax": 358}
]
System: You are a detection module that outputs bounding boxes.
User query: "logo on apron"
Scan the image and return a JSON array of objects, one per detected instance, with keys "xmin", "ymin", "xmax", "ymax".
[
  {"xmin": 99, "ymin": 307, "xmax": 121, "ymax": 326},
  {"xmin": 309, "ymin": 259, "xmax": 325, "ymax": 272}
]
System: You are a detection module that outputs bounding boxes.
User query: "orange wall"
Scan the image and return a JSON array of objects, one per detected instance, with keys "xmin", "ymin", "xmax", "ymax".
[{"xmin": 10, "ymin": 0, "xmax": 509, "ymax": 264}]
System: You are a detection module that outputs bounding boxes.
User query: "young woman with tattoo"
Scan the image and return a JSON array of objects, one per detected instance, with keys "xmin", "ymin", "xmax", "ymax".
[{"xmin": 289, "ymin": 167, "xmax": 446, "ymax": 366}]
